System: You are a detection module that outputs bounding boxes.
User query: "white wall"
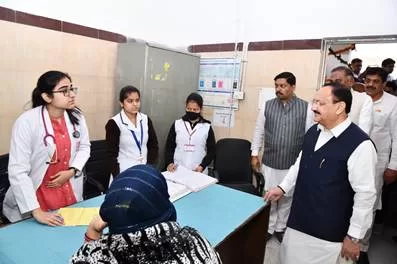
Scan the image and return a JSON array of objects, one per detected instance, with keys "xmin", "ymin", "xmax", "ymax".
[{"xmin": 1, "ymin": 0, "xmax": 396, "ymax": 47}]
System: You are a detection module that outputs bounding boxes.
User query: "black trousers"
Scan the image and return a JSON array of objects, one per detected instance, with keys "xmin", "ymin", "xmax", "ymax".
[{"xmin": 376, "ymin": 181, "xmax": 397, "ymax": 228}]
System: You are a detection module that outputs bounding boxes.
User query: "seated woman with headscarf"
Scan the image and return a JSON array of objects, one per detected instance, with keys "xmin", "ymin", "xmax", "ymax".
[{"xmin": 70, "ymin": 164, "xmax": 221, "ymax": 264}]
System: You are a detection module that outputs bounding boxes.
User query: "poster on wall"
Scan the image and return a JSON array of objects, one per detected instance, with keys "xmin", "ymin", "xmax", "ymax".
[
  {"xmin": 197, "ymin": 58, "xmax": 241, "ymax": 109},
  {"xmin": 212, "ymin": 109, "xmax": 235, "ymax": 128},
  {"xmin": 199, "ymin": 91, "xmax": 238, "ymax": 109}
]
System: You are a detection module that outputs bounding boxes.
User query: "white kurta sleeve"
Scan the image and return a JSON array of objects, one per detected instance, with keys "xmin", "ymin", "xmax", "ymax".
[
  {"xmin": 278, "ymin": 151, "xmax": 302, "ymax": 196},
  {"xmin": 8, "ymin": 117, "xmax": 40, "ymax": 214},
  {"xmin": 305, "ymin": 103, "xmax": 314, "ymax": 132},
  {"xmin": 358, "ymin": 95, "xmax": 373, "ymax": 135},
  {"xmin": 346, "ymin": 140, "xmax": 377, "ymax": 239},
  {"xmin": 387, "ymin": 103, "xmax": 397, "ymax": 170},
  {"xmin": 251, "ymin": 102, "xmax": 266, "ymax": 156}
]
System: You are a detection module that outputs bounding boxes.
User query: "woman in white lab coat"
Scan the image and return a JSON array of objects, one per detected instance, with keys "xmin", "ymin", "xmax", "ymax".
[
  {"xmin": 165, "ymin": 93, "xmax": 215, "ymax": 174},
  {"xmin": 105, "ymin": 86, "xmax": 159, "ymax": 178},
  {"xmin": 3, "ymin": 71, "xmax": 91, "ymax": 225}
]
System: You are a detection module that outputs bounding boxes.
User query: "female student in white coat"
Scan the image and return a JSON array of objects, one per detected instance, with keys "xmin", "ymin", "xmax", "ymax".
[
  {"xmin": 105, "ymin": 86, "xmax": 159, "ymax": 178},
  {"xmin": 3, "ymin": 71, "xmax": 91, "ymax": 225},
  {"xmin": 165, "ymin": 93, "xmax": 215, "ymax": 174}
]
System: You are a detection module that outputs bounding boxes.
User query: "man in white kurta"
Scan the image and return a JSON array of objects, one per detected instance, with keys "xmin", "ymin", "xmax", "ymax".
[
  {"xmin": 265, "ymin": 83, "xmax": 377, "ymax": 264},
  {"xmin": 330, "ymin": 66, "xmax": 373, "ymax": 134},
  {"xmin": 360, "ymin": 67, "xmax": 397, "ymax": 259},
  {"xmin": 251, "ymin": 72, "xmax": 312, "ymax": 240}
]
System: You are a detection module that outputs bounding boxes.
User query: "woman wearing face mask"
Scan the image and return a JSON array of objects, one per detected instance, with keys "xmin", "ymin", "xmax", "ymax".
[
  {"xmin": 165, "ymin": 93, "xmax": 215, "ymax": 174},
  {"xmin": 3, "ymin": 70, "xmax": 90, "ymax": 225},
  {"xmin": 105, "ymin": 85, "xmax": 159, "ymax": 179}
]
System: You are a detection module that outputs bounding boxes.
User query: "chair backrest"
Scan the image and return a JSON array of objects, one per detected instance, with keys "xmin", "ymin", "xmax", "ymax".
[
  {"xmin": 0, "ymin": 154, "xmax": 10, "ymax": 223},
  {"xmin": 83, "ymin": 140, "xmax": 110, "ymax": 199},
  {"xmin": 214, "ymin": 138, "xmax": 253, "ymax": 184}
]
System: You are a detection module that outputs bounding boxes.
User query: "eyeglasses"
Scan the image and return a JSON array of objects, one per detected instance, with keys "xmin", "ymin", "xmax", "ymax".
[
  {"xmin": 312, "ymin": 99, "xmax": 341, "ymax": 106},
  {"xmin": 52, "ymin": 86, "xmax": 79, "ymax": 97}
]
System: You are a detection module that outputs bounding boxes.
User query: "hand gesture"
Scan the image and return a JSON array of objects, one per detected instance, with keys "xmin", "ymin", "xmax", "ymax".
[
  {"xmin": 384, "ymin": 168, "xmax": 397, "ymax": 185},
  {"xmin": 194, "ymin": 165, "xmax": 204, "ymax": 173},
  {"xmin": 86, "ymin": 215, "xmax": 108, "ymax": 241},
  {"xmin": 46, "ymin": 169, "xmax": 74, "ymax": 188},
  {"xmin": 341, "ymin": 236, "xmax": 360, "ymax": 262},
  {"xmin": 32, "ymin": 208, "xmax": 64, "ymax": 226},
  {"xmin": 251, "ymin": 156, "xmax": 260, "ymax": 172},
  {"xmin": 167, "ymin": 163, "xmax": 177, "ymax": 172},
  {"xmin": 264, "ymin": 187, "xmax": 284, "ymax": 202}
]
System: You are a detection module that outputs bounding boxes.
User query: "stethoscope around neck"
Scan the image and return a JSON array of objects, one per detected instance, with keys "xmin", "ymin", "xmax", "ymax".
[{"xmin": 41, "ymin": 106, "xmax": 80, "ymax": 164}]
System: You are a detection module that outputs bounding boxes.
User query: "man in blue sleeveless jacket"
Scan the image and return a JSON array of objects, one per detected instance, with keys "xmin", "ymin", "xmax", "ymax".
[{"xmin": 265, "ymin": 82, "xmax": 377, "ymax": 264}]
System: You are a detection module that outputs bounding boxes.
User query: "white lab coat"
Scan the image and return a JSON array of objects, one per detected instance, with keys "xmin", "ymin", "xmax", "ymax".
[
  {"xmin": 111, "ymin": 110, "xmax": 149, "ymax": 174},
  {"xmin": 3, "ymin": 106, "xmax": 91, "ymax": 222},
  {"xmin": 370, "ymin": 92, "xmax": 397, "ymax": 209},
  {"xmin": 173, "ymin": 119, "xmax": 210, "ymax": 174}
]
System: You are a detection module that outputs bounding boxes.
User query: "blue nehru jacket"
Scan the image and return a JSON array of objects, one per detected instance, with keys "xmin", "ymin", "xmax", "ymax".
[{"xmin": 287, "ymin": 123, "xmax": 370, "ymax": 242}]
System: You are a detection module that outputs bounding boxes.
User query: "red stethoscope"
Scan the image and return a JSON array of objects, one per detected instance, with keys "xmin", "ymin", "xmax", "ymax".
[{"xmin": 41, "ymin": 106, "xmax": 80, "ymax": 164}]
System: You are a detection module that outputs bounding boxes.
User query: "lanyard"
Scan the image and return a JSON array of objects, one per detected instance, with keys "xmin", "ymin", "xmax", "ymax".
[
  {"xmin": 130, "ymin": 120, "xmax": 143, "ymax": 155},
  {"xmin": 183, "ymin": 121, "xmax": 197, "ymax": 142}
]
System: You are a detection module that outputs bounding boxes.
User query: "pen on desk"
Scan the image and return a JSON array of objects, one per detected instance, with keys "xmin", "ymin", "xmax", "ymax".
[{"xmin": 319, "ymin": 158, "xmax": 325, "ymax": 168}]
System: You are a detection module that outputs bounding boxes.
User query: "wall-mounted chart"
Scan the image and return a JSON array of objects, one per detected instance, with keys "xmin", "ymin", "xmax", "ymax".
[{"xmin": 197, "ymin": 58, "xmax": 241, "ymax": 109}]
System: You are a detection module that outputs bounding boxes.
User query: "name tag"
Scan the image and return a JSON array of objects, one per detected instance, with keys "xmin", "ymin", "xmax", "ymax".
[{"xmin": 183, "ymin": 144, "xmax": 196, "ymax": 152}]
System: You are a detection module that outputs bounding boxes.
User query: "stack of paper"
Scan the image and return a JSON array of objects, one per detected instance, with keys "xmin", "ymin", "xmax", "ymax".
[
  {"xmin": 162, "ymin": 165, "xmax": 218, "ymax": 193},
  {"xmin": 166, "ymin": 180, "xmax": 192, "ymax": 202},
  {"xmin": 58, "ymin": 207, "xmax": 99, "ymax": 226}
]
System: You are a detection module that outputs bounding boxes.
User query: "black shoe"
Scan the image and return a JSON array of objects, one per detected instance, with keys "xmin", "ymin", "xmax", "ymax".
[
  {"xmin": 356, "ymin": 251, "xmax": 369, "ymax": 264},
  {"xmin": 265, "ymin": 232, "xmax": 273, "ymax": 242},
  {"xmin": 274, "ymin": 231, "xmax": 285, "ymax": 243}
]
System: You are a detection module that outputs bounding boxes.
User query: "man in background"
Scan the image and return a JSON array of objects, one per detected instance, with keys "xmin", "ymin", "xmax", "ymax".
[
  {"xmin": 382, "ymin": 58, "xmax": 395, "ymax": 82},
  {"xmin": 384, "ymin": 81, "xmax": 397, "ymax": 96},
  {"xmin": 251, "ymin": 72, "xmax": 312, "ymax": 242},
  {"xmin": 330, "ymin": 66, "xmax": 373, "ymax": 134},
  {"xmin": 360, "ymin": 67, "xmax": 397, "ymax": 263},
  {"xmin": 350, "ymin": 58, "xmax": 363, "ymax": 82}
]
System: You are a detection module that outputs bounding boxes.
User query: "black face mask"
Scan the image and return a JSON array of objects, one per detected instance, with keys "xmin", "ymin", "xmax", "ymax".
[{"xmin": 185, "ymin": 111, "xmax": 200, "ymax": 121}]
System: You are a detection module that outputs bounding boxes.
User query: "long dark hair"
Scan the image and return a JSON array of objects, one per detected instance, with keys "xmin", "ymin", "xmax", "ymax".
[
  {"xmin": 31, "ymin": 70, "xmax": 81, "ymax": 125},
  {"xmin": 119, "ymin": 85, "xmax": 141, "ymax": 102}
]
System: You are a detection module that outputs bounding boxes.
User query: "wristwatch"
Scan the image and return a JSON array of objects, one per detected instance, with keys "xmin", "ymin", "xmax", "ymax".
[
  {"xmin": 346, "ymin": 234, "xmax": 360, "ymax": 243},
  {"xmin": 69, "ymin": 167, "xmax": 82, "ymax": 178}
]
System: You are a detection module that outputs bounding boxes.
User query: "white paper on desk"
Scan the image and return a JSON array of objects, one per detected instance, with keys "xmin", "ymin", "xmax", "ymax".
[
  {"xmin": 167, "ymin": 180, "xmax": 191, "ymax": 202},
  {"xmin": 162, "ymin": 165, "xmax": 218, "ymax": 192}
]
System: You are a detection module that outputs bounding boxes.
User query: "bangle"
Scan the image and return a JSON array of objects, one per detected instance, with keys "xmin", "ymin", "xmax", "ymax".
[
  {"xmin": 84, "ymin": 232, "xmax": 95, "ymax": 242},
  {"xmin": 277, "ymin": 185, "xmax": 286, "ymax": 194}
]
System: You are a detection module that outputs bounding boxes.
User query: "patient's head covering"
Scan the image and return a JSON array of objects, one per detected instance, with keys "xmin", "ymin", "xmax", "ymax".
[{"xmin": 100, "ymin": 164, "xmax": 177, "ymax": 234}]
